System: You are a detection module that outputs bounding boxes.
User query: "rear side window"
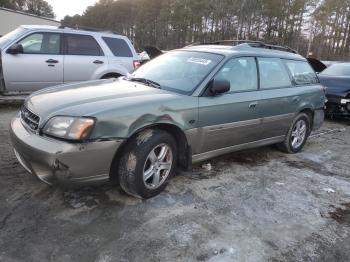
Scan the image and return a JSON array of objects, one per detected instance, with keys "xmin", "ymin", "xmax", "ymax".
[
  {"xmin": 66, "ymin": 34, "xmax": 103, "ymax": 56},
  {"xmin": 258, "ymin": 58, "xmax": 291, "ymax": 89},
  {"xmin": 284, "ymin": 60, "xmax": 318, "ymax": 85},
  {"xmin": 102, "ymin": 37, "xmax": 133, "ymax": 57}
]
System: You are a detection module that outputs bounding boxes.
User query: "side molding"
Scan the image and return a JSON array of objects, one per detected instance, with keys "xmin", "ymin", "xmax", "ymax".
[{"xmin": 192, "ymin": 136, "xmax": 285, "ymax": 163}]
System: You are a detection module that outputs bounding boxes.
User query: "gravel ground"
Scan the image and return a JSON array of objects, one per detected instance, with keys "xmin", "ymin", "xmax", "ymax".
[{"xmin": 0, "ymin": 105, "xmax": 350, "ymax": 262}]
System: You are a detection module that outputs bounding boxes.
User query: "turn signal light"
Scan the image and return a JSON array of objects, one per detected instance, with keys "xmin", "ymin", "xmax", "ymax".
[{"xmin": 133, "ymin": 60, "xmax": 141, "ymax": 69}]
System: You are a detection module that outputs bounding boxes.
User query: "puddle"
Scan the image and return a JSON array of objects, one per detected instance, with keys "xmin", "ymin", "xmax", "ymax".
[
  {"xmin": 284, "ymin": 159, "xmax": 337, "ymax": 177},
  {"xmin": 215, "ymin": 150, "xmax": 270, "ymax": 166},
  {"xmin": 329, "ymin": 203, "xmax": 350, "ymax": 225}
]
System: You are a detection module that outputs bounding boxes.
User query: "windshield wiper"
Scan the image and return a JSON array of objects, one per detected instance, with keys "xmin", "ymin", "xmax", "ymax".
[{"xmin": 126, "ymin": 77, "xmax": 161, "ymax": 89}]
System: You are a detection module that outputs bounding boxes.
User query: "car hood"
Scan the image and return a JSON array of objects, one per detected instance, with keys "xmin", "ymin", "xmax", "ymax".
[
  {"xmin": 26, "ymin": 78, "xmax": 182, "ymax": 123},
  {"xmin": 318, "ymin": 75, "xmax": 350, "ymax": 98}
]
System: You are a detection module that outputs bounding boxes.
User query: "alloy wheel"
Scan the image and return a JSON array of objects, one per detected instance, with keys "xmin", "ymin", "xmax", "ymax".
[
  {"xmin": 143, "ymin": 143, "xmax": 173, "ymax": 189},
  {"xmin": 291, "ymin": 119, "xmax": 307, "ymax": 149}
]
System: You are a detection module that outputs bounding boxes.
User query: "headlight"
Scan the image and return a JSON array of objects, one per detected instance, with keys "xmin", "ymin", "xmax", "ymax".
[
  {"xmin": 340, "ymin": 99, "xmax": 350, "ymax": 105},
  {"xmin": 43, "ymin": 116, "xmax": 95, "ymax": 140}
]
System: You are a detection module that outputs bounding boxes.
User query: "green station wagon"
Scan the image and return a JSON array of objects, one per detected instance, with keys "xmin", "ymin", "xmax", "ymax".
[{"xmin": 10, "ymin": 41, "xmax": 325, "ymax": 198}]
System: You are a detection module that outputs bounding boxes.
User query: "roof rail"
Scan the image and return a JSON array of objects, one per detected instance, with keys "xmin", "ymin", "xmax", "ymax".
[
  {"xmin": 58, "ymin": 25, "xmax": 72, "ymax": 29},
  {"xmin": 191, "ymin": 40, "xmax": 298, "ymax": 54},
  {"xmin": 58, "ymin": 25, "xmax": 119, "ymax": 35}
]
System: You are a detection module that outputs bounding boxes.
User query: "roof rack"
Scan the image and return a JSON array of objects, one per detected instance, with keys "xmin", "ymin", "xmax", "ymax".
[{"xmin": 191, "ymin": 40, "xmax": 298, "ymax": 54}]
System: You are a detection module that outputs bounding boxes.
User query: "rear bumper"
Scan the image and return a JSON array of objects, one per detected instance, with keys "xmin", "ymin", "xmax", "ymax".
[
  {"xmin": 10, "ymin": 117, "xmax": 124, "ymax": 187},
  {"xmin": 312, "ymin": 109, "xmax": 325, "ymax": 130}
]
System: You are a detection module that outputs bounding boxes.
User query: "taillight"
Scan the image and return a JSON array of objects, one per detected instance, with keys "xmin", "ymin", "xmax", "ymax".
[{"xmin": 133, "ymin": 60, "xmax": 141, "ymax": 69}]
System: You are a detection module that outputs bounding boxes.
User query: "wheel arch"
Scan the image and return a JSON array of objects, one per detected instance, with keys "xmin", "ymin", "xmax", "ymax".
[
  {"xmin": 93, "ymin": 66, "xmax": 128, "ymax": 79},
  {"xmin": 299, "ymin": 108, "xmax": 314, "ymax": 128},
  {"xmin": 109, "ymin": 123, "xmax": 191, "ymax": 184},
  {"xmin": 100, "ymin": 72, "xmax": 123, "ymax": 79}
]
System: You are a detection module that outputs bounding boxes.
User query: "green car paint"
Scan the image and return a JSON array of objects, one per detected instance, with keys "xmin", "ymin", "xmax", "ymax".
[{"xmin": 10, "ymin": 45, "xmax": 325, "ymax": 186}]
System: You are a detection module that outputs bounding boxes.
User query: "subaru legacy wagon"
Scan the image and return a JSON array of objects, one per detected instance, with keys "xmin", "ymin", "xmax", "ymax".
[{"xmin": 10, "ymin": 41, "xmax": 325, "ymax": 198}]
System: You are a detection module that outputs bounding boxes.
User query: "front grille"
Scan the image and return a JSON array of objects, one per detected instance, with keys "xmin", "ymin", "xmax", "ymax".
[{"xmin": 21, "ymin": 106, "xmax": 40, "ymax": 130}]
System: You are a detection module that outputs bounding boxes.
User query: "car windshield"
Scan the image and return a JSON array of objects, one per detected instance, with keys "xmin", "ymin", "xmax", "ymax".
[
  {"xmin": 321, "ymin": 63, "xmax": 350, "ymax": 76},
  {"xmin": 0, "ymin": 27, "xmax": 26, "ymax": 49},
  {"xmin": 130, "ymin": 51, "xmax": 224, "ymax": 94}
]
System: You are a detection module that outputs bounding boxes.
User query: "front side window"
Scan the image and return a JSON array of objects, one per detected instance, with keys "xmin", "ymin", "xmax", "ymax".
[
  {"xmin": 66, "ymin": 34, "xmax": 103, "ymax": 56},
  {"xmin": 18, "ymin": 33, "xmax": 61, "ymax": 55},
  {"xmin": 215, "ymin": 57, "xmax": 258, "ymax": 92},
  {"xmin": 103, "ymin": 37, "xmax": 133, "ymax": 57},
  {"xmin": 258, "ymin": 57, "xmax": 291, "ymax": 89},
  {"xmin": 130, "ymin": 51, "xmax": 224, "ymax": 94},
  {"xmin": 285, "ymin": 60, "xmax": 318, "ymax": 85}
]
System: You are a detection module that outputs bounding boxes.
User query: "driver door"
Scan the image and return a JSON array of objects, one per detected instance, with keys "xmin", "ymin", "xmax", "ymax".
[
  {"xmin": 2, "ymin": 32, "xmax": 63, "ymax": 92},
  {"xmin": 197, "ymin": 57, "xmax": 262, "ymax": 154}
]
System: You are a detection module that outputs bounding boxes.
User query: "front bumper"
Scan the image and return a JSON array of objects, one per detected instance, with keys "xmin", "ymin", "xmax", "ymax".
[
  {"xmin": 10, "ymin": 117, "xmax": 124, "ymax": 187},
  {"xmin": 325, "ymin": 96, "xmax": 350, "ymax": 117}
]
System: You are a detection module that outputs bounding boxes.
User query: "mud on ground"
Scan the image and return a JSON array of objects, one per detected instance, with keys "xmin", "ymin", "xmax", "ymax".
[{"xmin": 1, "ymin": 106, "xmax": 350, "ymax": 262}]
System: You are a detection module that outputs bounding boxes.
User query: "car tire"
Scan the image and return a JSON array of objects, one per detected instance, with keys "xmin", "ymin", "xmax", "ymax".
[
  {"xmin": 277, "ymin": 113, "xmax": 311, "ymax": 154},
  {"xmin": 101, "ymin": 73, "xmax": 121, "ymax": 79},
  {"xmin": 118, "ymin": 129, "xmax": 177, "ymax": 199}
]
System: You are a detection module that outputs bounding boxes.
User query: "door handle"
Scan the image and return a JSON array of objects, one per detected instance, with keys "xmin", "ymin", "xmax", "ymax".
[
  {"xmin": 93, "ymin": 60, "xmax": 104, "ymax": 64},
  {"xmin": 46, "ymin": 59, "xmax": 59, "ymax": 64},
  {"xmin": 249, "ymin": 102, "xmax": 258, "ymax": 108}
]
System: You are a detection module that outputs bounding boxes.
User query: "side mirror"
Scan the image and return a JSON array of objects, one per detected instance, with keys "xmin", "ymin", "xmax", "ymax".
[
  {"xmin": 7, "ymin": 44, "xmax": 24, "ymax": 55},
  {"xmin": 209, "ymin": 79, "xmax": 230, "ymax": 96}
]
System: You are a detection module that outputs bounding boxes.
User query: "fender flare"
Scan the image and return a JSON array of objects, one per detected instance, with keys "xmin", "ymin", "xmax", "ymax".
[{"xmin": 93, "ymin": 66, "xmax": 129, "ymax": 80}]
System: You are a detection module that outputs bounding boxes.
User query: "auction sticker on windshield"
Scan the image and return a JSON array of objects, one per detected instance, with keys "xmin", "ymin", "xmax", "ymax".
[{"xmin": 186, "ymin": 57, "xmax": 212, "ymax": 65}]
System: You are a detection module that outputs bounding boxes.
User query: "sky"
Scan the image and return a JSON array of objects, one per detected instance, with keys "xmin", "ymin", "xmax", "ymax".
[{"xmin": 46, "ymin": 0, "xmax": 99, "ymax": 20}]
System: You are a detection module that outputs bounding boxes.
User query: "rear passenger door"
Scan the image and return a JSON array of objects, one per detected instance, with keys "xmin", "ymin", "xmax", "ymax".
[
  {"xmin": 257, "ymin": 57, "xmax": 300, "ymax": 139},
  {"xmin": 63, "ymin": 34, "xmax": 107, "ymax": 82},
  {"xmin": 102, "ymin": 36, "xmax": 135, "ymax": 72},
  {"xmin": 197, "ymin": 57, "xmax": 262, "ymax": 154}
]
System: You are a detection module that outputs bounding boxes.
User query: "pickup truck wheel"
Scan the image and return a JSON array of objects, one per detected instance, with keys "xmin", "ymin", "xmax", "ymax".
[
  {"xmin": 278, "ymin": 113, "xmax": 311, "ymax": 154},
  {"xmin": 118, "ymin": 129, "xmax": 177, "ymax": 199}
]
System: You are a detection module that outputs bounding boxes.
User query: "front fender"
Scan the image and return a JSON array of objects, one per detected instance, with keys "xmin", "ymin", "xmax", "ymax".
[
  {"xmin": 127, "ymin": 115, "xmax": 186, "ymax": 138},
  {"xmin": 90, "ymin": 96, "xmax": 199, "ymax": 139}
]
